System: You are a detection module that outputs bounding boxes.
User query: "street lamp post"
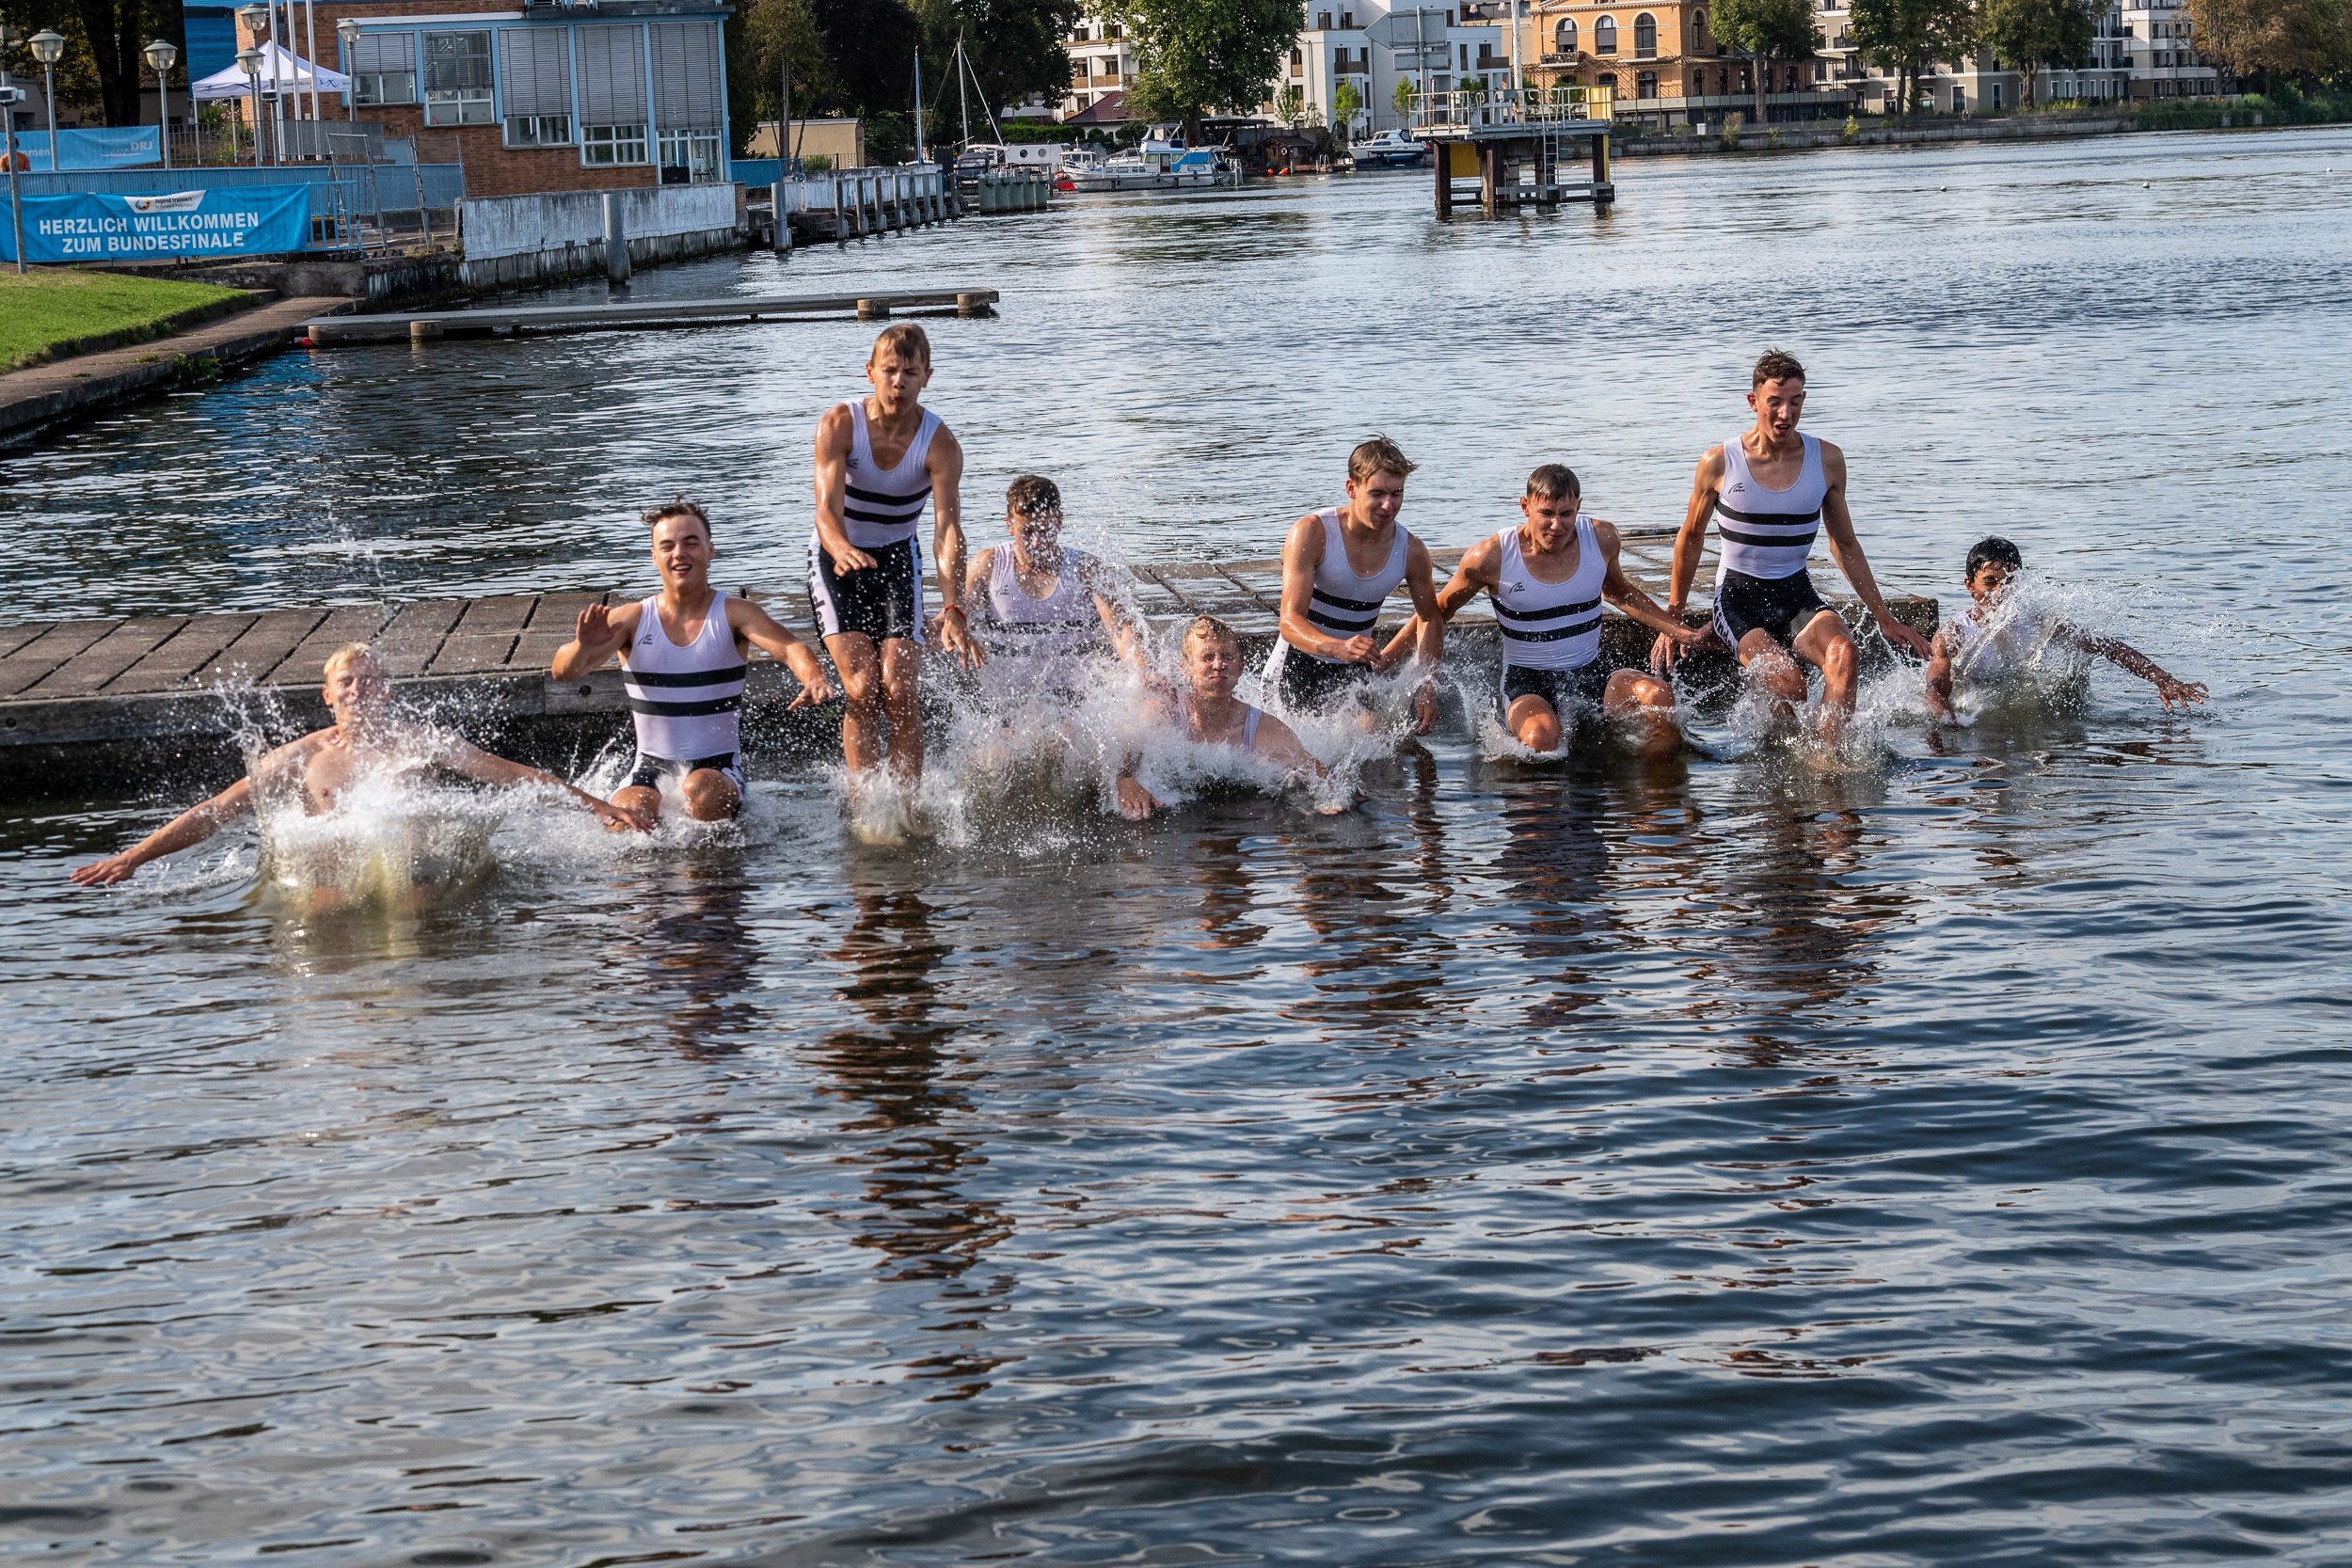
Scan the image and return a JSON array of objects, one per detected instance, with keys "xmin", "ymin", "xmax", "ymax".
[
  {"xmin": 1, "ymin": 23, "xmax": 25, "ymax": 274},
  {"xmin": 237, "ymin": 44, "xmax": 265, "ymax": 167},
  {"xmin": 337, "ymin": 19, "xmax": 360, "ymax": 123},
  {"xmin": 29, "ymin": 30, "xmax": 64, "ymax": 171},
  {"xmin": 236, "ymin": 5, "xmax": 270, "ymax": 164},
  {"xmin": 145, "ymin": 40, "xmax": 178, "ymax": 169}
]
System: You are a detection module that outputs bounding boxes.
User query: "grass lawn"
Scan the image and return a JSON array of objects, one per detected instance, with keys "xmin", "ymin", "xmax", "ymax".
[{"xmin": 0, "ymin": 268, "xmax": 250, "ymax": 372}]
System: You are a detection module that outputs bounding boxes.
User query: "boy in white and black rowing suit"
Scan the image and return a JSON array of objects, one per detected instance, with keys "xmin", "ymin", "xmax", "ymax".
[
  {"xmin": 1419, "ymin": 464, "xmax": 1707, "ymax": 756},
  {"xmin": 809, "ymin": 323, "xmax": 979, "ymax": 784},
  {"xmin": 1923, "ymin": 534, "xmax": 2208, "ymax": 721},
  {"xmin": 552, "ymin": 499, "xmax": 834, "ymax": 824},
  {"xmin": 962, "ymin": 474, "xmax": 1141, "ymax": 694},
  {"xmin": 1650, "ymin": 348, "xmax": 1932, "ymax": 748},
  {"xmin": 1265, "ymin": 435, "xmax": 1445, "ymax": 734}
]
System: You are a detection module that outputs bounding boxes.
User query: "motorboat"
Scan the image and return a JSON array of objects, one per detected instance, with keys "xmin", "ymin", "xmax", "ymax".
[
  {"xmin": 1061, "ymin": 134, "xmax": 1235, "ymax": 192},
  {"xmin": 1352, "ymin": 127, "xmax": 1428, "ymax": 168}
]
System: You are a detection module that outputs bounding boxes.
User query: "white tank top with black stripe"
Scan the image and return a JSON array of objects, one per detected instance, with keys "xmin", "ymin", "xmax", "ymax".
[
  {"xmin": 1284, "ymin": 508, "xmax": 1408, "ymax": 665},
  {"xmin": 838, "ymin": 400, "xmax": 940, "ymax": 550},
  {"xmin": 1713, "ymin": 433, "xmax": 1826, "ymax": 582},
  {"xmin": 979, "ymin": 544, "xmax": 1101, "ymax": 657},
  {"xmin": 1493, "ymin": 516, "xmax": 1606, "ymax": 672},
  {"xmin": 623, "ymin": 593, "xmax": 745, "ymax": 763},
  {"xmin": 1178, "ymin": 695, "xmax": 1263, "ymax": 752}
]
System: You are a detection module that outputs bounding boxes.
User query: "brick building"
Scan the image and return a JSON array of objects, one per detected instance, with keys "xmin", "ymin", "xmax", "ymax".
[{"xmin": 239, "ymin": 0, "xmax": 733, "ymax": 198}]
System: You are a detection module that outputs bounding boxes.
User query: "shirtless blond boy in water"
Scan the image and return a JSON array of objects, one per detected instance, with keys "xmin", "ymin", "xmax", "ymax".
[{"xmin": 70, "ymin": 645, "xmax": 643, "ymax": 886}]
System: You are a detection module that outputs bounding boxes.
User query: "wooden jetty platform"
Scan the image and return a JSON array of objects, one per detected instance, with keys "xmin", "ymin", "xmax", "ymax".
[
  {"xmin": 1413, "ymin": 87, "xmax": 1618, "ymax": 216},
  {"xmin": 306, "ymin": 288, "xmax": 1001, "ymax": 346},
  {"xmin": 0, "ymin": 532, "xmax": 1936, "ymax": 790}
]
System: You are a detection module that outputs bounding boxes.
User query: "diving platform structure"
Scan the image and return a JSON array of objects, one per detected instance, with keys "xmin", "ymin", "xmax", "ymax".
[{"xmin": 1413, "ymin": 84, "xmax": 1617, "ymax": 217}]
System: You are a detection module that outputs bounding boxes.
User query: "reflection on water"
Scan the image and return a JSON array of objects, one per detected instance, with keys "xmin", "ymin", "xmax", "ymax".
[{"xmin": 5, "ymin": 127, "xmax": 2352, "ymax": 1565}]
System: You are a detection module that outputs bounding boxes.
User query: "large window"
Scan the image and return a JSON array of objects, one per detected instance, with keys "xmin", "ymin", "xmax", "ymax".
[
  {"xmin": 499, "ymin": 28, "xmax": 572, "ymax": 147},
  {"xmin": 583, "ymin": 123, "xmax": 647, "ymax": 165},
  {"xmin": 1553, "ymin": 18, "xmax": 1577, "ymax": 54},
  {"xmin": 1691, "ymin": 10, "xmax": 1707, "ymax": 50},
  {"xmin": 350, "ymin": 31, "xmax": 416, "ymax": 105},
  {"xmin": 660, "ymin": 129, "xmax": 722, "ymax": 182},
  {"xmin": 423, "ymin": 30, "xmax": 493, "ymax": 125},
  {"xmin": 1634, "ymin": 13, "xmax": 1656, "ymax": 55},
  {"xmin": 1594, "ymin": 16, "xmax": 1618, "ymax": 55}
]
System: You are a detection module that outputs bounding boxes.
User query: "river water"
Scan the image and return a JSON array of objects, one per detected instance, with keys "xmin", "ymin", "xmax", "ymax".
[{"xmin": 5, "ymin": 127, "xmax": 2351, "ymax": 1564}]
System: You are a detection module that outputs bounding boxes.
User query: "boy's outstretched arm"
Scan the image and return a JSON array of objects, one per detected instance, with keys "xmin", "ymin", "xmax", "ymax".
[
  {"xmin": 1923, "ymin": 626, "xmax": 1959, "ymax": 721},
  {"xmin": 2059, "ymin": 627, "xmax": 2208, "ymax": 710}
]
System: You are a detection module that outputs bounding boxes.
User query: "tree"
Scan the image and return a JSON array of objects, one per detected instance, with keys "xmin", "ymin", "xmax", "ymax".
[
  {"xmin": 3, "ymin": 0, "xmax": 186, "ymax": 126},
  {"xmin": 1332, "ymin": 76, "xmax": 1361, "ymax": 139},
  {"xmin": 943, "ymin": 0, "xmax": 1084, "ymax": 122},
  {"xmin": 1392, "ymin": 73, "xmax": 1416, "ymax": 122},
  {"xmin": 1274, "ymin": 82, "xmax": 1305, "ymax": 124},
  {"xmin": 2185, "ymin": 0, "xmax": 2352, "ymax": 89},
  {"xmin": 734, "ymin": 0, "xmax": 830, "ymax": 158},
  {"xmin": 1112, "ymin": 0, "xmax": 1304, "ymax": 144},
  {"xmin": 1710, "ymin": 0, "xmax": 1820, "ymax": 123},
  {"xmin": 1849, "ymin": 0, "xmax": 1975, "ymax": 120},
  {"xmin": 1978, "ymin": 0, "xmax": 2094, "ymax": 106}
]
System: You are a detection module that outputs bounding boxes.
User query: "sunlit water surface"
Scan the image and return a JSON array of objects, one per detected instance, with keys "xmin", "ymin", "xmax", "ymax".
[{"xmin": 5, "ymin": 128, "xmax": 2351, "ymax": 1564}]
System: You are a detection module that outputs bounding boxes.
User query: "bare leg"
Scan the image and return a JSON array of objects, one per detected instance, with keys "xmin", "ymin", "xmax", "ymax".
[
  {"xmin": 612, "ymin": 784, "xmax": 662, "ymax": 828},
  {"xmin": 1604, "ymin": 669, "xmax": 1681, "ymax": 757},
  {"xmin": 680, "ymin": 768, "xmax": 741, "ymax": 822},
  {"xmin": 1505, "ymin": 693, "xmax": 1563, "ymax": 753},
  {"xmin": 1737, "ymin": 627, "xmax": 1808, "ymax": 731},
  {"xmin": 825, "ymin": 632, "xmax": 884, "ymax": 773},
  {"xmin": 1790, "ymin": 610, "xmax": 1858, "ymax": 749},
  {"xmin": 880, "ymin": 637, "xmax": 924, "ymax": 784}
]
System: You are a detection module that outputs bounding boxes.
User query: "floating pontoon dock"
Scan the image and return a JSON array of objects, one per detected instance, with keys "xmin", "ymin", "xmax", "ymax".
[
  {"xmin": 305, "ymin": 288, "xmax": 1001, "ymax": 346},
  {"xmin": 0, "ymin": 533, "xmax": 1934, "ymax": 787},
  {"xmin": 1414, "ymin": 85, "xmax": 1619, "ymax": 216}
]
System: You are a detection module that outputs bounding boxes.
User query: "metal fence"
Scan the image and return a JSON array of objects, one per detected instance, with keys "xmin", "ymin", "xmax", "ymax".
[
  {"xmin": 1412, "ymin": 83, "xmax": 1616, "ymax": 129},
  {"xmin": 13, "ymin": 164, "xmax": 466, "ymax": 253}
]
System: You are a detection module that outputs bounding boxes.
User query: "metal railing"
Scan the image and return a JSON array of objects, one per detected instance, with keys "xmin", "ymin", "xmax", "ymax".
[{"xmin": 1411, "ymin": 83, "xmax": 1615, "ymax": 128}]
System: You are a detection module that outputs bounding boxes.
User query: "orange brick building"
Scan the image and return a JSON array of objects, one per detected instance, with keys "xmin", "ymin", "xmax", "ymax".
[{"xmin": 238, "ymin": 0, "xmax": 733, "ymax": 198}]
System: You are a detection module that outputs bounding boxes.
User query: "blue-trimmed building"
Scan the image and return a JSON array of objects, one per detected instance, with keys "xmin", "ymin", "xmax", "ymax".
[{"xmin": 264, "ymin": 0, "xmax": 731, "ymax": 196}]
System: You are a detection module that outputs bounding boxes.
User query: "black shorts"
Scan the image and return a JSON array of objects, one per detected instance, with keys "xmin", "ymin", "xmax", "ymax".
[
  {"xmin": 626, "ymin": 752, "xmax": 745, "ymax": 795},
  {"xmin": 1712, "ymin": 569, "xmax": 1834, "ymax": 653},
  {"xmin": 809, "ymin": 535, "xmax": 924, "ymax": 646},
  {"xmin": 1502, "ymin": 661, "xmax": 1610, "ymax": 725},
  {"xmin": 1269, "ymin": 641, "xmax": 1377, "ymax": 714}
]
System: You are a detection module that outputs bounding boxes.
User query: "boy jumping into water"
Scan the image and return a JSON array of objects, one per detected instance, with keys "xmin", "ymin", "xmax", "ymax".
[
  {"xmin": 809, "ymin": 324, "xmax": 978, "ymax": 784},
  {"xmin": 964, "ymin": 474, "xmax": 1141, "ymax": 682},
  {"xmin": 1418, "ymin": 464, "xmax": 1706, "ymax": 756},
  {"xmin": 1116, "ymin": 616, "xmax": 1340, "ymax": 819},
  {"xmin": 552, "ymin": 499, "xmax": 835, "ymax": 824},
  {"xmin": 1924, "ymin": 535, "xmax": 2208, "ymax": 721},
  {"xmin": 1651, "ymin": 349, "xmax": 1933, "ymax": 747},
  {"xmin": 71, "ymin": 645, "xmax": 644, "ymax": 885},
  {"xmin": 1266, "ymin": 436, "xmax": 1445, "ymax": 734}
]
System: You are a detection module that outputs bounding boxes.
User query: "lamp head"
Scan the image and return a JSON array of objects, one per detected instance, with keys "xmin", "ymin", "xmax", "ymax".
[
  {"xmin": 236, "ymin": 4, "xmax": 269, "ymax": 34},
  {"xmin": 145, "ymin": 39, "xmax": 178, "ymax": 72},
  {"xmin": 30, "ymin": 28, "xmax": 66, "ymax": 66},
  {"xmin": 236, "ymin": 43, "xmax": 263, "ymax": 75},
  {"xmin": 337, "ymin": 17, "xmax": 362, "ymax": 46}
]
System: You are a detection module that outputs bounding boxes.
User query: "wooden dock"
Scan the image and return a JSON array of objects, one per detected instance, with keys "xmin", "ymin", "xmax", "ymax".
[
  {"xmin": 0, "ymin": 533, "xmax": 1936, "ymax": 789},
  {"xmin": 305, "ymin": 288, "xmax": 1000, "ymax": 346}
]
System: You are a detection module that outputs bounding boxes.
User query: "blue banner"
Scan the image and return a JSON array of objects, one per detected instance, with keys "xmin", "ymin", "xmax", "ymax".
[
  {"xmin": 0, "ymin": 185, "xmax": 314, "ymax": 263},
  {"xmin": 15, "ymin": 127, "xmax": 164, "ymax": 171}
]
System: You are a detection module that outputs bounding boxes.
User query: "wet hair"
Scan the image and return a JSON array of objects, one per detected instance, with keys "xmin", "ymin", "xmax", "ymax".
[
  {"xmin": 644, "ymin": 497, "xmax": 711, "ymax": 534},
  {"xmin": 1007, "ymin": 474, "xmax": 1062, "ymax": 517},
  {"xmin": 869, "ymin": 322, "xmax": 932, "ymax": 369},
  {"xmin": 1526, "ymin": 463, "xmax": 1581, "ymax": 501},
  {"xmin": 1753, "ymin": 348, "xmax": 1806, "ymax": 388},
  {"xmin": 322, "ymin": 642, "xmax": 381, "ymax": 679},
  {"xmin": 1347, "ymin": 435, "xmax": 1418, "ymax": 484},
  {"xmin": 1182, "ymin": 614, "xmax": 1239, "ymax": 652},
  {"xmin": 1965, "ymin": 536, "xmax": 2023, "ymax": 579}
]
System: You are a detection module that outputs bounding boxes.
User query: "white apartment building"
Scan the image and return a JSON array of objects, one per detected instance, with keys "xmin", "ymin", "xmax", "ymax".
[
  {"xmin": 1281, "ymin": 0, "xmax": 1514, "ymax": 137},
  {"xmin": 1821, "ymin": 0, "xmax": 2214, "ymax": 115}
]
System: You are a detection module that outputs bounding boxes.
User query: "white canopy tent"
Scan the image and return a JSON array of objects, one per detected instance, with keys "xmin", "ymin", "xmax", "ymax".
[{"xmin": 190, "ymin": 42, "xmax": 350, "ymax": 101}]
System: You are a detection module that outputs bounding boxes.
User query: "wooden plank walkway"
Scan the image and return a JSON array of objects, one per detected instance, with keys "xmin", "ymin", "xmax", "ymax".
[
  {"xmin": 307, "ymin": 288, "xmax": 1001, "ymax": 346},
  {"xmin": 0, "ymin": 535, "xmax": 1937, "ymax": 763}
]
